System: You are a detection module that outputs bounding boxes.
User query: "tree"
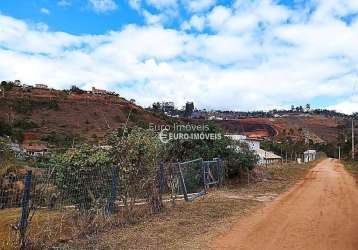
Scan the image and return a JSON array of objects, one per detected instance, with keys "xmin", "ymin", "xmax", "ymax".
[
  {"xmin": 1, "ymin": 81, "xmax": 14, "ymax": 91},
  {"xmin": 305, "ymin": 104, "xmax": 311, "ymax": 112},
  {"xmin": 70, "ymin": 85, "xmax": 85, "ymax": 94},
  {"xmin": 165, "ymin": 121, "xmax": 258, "ymax": 177},
  {"xmin": 152, "ymin": 102, "xmax": 161, "ymax": 112}
]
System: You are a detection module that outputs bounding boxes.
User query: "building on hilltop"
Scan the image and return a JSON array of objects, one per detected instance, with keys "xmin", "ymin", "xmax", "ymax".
[
  {"xmin": 91, "ymin": 87, "xmax": 108, "ymax": 95},
  {"xmin": 35, "ymin": 84, "xmax": 48, "ymax": 89}
]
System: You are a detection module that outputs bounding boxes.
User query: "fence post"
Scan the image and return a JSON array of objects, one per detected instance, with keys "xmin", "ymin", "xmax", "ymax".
[
  {"xmin": 177, "ymin": 163, "xmax": 189, "ymax": 202},
  {"xmin": 217, "ymin": 157, "xmax": 223, "ymax": 186},
  {"xmin": 106, "ymin": 166, "xmax": 118, "ymax": 215},
  {"xmin": 202, "ymin": 161, "xmax": 208, "ymax": 192},
  {"xmin": 158, "ymin": 162, "xmax": 165, "ymax": 198},
  {"xmin": 19, "ymin": 170, "xmax": 32, "ymax": 249}
]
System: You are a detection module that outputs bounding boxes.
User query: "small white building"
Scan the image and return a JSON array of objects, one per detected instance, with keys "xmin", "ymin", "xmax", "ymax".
[
  {"xmin": 255, "ymin": 148, "xmax": 282, "ymax": 165},
  {"xmin": 304, "ymin": 150, "xmax": 316, "ymax": 163},
  {"xmin": 226, "ymin": 134, "xmax": 281, "ymax": 165},
  {"xmin": 35, "ymin": 84, "xmax": 48, "ymax": 89},
  {"xmin": 91, "ymin": 87, "xmax": 107, "ymax": 95},
  {"xmin": 225, "ymin": 134, "xmax": 261, "ymax": 150},
  {"xmin": 22, "ymin": 144, "xmax": 49, "ymax": 157}
]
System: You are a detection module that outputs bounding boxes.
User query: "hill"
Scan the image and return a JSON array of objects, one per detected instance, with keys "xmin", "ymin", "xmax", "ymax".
[
  {"xmin": 215, "ymin": 115, "xmax": 344, "ymax": 144},
  {"xmin": 0, "ymin": 85, "xmax": 167, "ymax": 145}
]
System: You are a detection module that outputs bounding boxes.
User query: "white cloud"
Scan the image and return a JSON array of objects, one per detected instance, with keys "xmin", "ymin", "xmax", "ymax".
[
  {"xmin": 58, "ymin": 0, "xmax": 71, "ymax": 7},
  {"xmin": 40, "ymin": 8, "xmax": 51, "ymax": 15},
  {"xmin": 181, "ymin": 15, "xmax": 205, "ymax": 31},
  {"xmin": 0, "ymin": 0, "xmax": 358, "ymax": 114},
  {"xmin": 89, "ymin": 0, "xmax": 118, "ymax": 13},
  {"xmin": 183, "ymin": 0, "xmax": 216, "ymax": 13},
  {"xmin": 145, "ymin": 0, "xmax": 177, "ymax": 10},
  {"xmin": 142, "ymin": 11, "xmax": 167, "ymax": 25},
  {"xmin": 328, "ymin": 96, "xmax": 358, "ymax": 114},
  {"xmin": 207, "ymin": 5, "xmax": 232, "ymax": 30},
  {"xmin": 128, "ymin": 0, "xmax": 141, "ymax": 10}
]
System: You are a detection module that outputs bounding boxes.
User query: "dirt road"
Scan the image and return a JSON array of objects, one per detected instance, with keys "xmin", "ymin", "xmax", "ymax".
[{"xmin": 213, "ymin": 159, "xmax": 358, "ymax": 250}]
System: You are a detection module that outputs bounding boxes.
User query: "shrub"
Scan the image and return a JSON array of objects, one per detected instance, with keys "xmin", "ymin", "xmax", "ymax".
[
  {"xmin": 0, "ymin": 121, "xmax": 12, "ymax": 136},
  {"xmin": 109, "ymin": 128, "xmax": 165, "ymax": 213},
  {"xmin": 54, "ymin": 145, "xmax": 112, "ymax": 210},
  {"xmin": 42, "ymin": 132, "xmax": 82, "ymax": 147},
  {"xmin": 48, "ymin": 100, "xmax": 59, "ymax": 110},
  {"xmin": 13, "ymin": 119, "xmax": 39, "ymax": 130},
  {"xmin": 0, "ymin": 81, "xmax": 14, "ymax": 91}
]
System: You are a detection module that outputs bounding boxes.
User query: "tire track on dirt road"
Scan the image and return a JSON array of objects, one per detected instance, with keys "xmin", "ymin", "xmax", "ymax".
[{"xmin": 213, "ymin": 159, "xmax": 358, "ymax": 250}]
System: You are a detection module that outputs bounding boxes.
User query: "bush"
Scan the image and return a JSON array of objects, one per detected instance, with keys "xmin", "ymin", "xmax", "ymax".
[
  {"xmin": 13, "ymin": 119, "xmax": 38, "ymax": 130},
  {"xmin": 42, "ymin": 132, "xmax": 82, "ymax": 147},
  {"xmin": 0, "ymin": 121, "xmax": 12, "ymax": 136},
  {"xmin": 48, "ymin": 100, "xmax": 59, "ymax": 110},
  {"xmin": 225, "ymin": 142, "xmax": 259, "ymax": 178},
  {"xmin": 13, "ymin": 99, "xmax": 33, "ymax": 113},
  {"xmin": 109, "ymin": 128, "xmax": 165, "ymax": 213},
  {"xmin": 54, "ymin": 145, "xmax": 112, "ymax": 210},
  {"xmin": 1, "ymin": 81, "xmax": 14, "ymax": 91},
  {"xmin": 166, "ymin": 122, "xmax": 258, "ymax": 177},
  {"xmin": 12, "ymin": 99, "xmax": 60, "ymax": 114}
]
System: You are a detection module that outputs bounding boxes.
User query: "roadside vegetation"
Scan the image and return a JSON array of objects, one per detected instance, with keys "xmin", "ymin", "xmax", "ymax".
[
  {"xmin": 342, "ymin": 161, "xmax": 358, "ymax": 175},
  {"xmin": 0, "ymin": 122, "xmax": 259, "ymax": 249},
  {"xmin": 60, "ymin": 161, "xmax": 315, "ymax": 250}
]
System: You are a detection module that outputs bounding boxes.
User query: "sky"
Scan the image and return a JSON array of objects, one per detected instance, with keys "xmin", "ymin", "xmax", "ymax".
[{"xmin": 0, "ymin": 0, "xmax": 357, "ymax": 114}]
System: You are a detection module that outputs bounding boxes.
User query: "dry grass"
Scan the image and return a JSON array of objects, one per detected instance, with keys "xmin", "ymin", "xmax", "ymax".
[
  {"xmin": 55, "ymin": 161, "xmax": 313, "ymax": 250},
  {"xmin": 0, "ymin": 160, "xmax": 318, "ymax": 250}
]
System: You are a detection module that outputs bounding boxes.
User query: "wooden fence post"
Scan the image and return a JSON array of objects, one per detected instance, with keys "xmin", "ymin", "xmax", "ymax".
[
  {"xmin": 158, "ymin": 162, "xmax": 165, "ymax": 197},
  {"xmin": 177, "ymin": 163, "xmax": 189, "ymax": 202},
  {"xmin": 19, "ymin": 170, "xmax": 32, "ymax": 249},
  {"xmin": 106, "ymin": 166, "xmax": 118, "ymax": 214}
]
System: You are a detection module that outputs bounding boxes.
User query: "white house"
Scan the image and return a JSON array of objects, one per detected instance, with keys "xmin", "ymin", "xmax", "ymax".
[
  {"xmin": 226, "ymin": 134, "xmax": 282, "ymax": 165},
  {"xmin": 255, "ymin": 148, "xmax": 282, "ymax": 165},
  {"xmin": 35, "ymin": 84, "xmax": 48, "ymax": 89},
  {"xmin": 22, "ymin": 144, "xmax": 48, "ymax": 157},
  {"xmin": 304, "ymin": 150, "xmax": 316, "ymax": 163},
  {"xmin": 225, "ymin": 134, "xmax": 261, "ymax": 150}
]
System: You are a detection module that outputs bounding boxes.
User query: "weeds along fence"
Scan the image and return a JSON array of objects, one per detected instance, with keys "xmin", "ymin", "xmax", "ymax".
[{"xmin": 0, "ymin": 157, "xmax": 223, "ymax": 249}]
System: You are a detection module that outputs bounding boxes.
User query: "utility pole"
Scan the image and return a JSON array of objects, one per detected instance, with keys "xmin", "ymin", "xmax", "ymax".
[
  {"xmin": 338, "ymin": 145, "xmax": 341, "ymax": 160},
  {"xmin": 352, "ymin": 117, "xmax": 355, "ymax": 161}
]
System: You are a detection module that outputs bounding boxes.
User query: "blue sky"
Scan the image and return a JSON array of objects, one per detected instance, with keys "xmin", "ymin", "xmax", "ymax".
[{"xmin": 0, "ymin": 0, "xmax": 357, "ymax": 113}]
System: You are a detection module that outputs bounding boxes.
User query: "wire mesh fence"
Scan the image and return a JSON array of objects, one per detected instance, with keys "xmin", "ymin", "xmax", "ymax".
[{"xmin": 0, "ymin": 157, "xmax": 223, "ymax": 249}]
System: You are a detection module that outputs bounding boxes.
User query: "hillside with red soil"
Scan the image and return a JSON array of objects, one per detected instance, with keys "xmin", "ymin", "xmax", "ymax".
[
  {"xmin": 216, "ymin": 115, "xmax": 343, "ymax": 143},
  {"xmin": 0, "ymin": 86, "xmax": 344, "ymax": 145},
  {"xmin": 0, "ymin": 86, "xmax": 167, "ymax": 142}
]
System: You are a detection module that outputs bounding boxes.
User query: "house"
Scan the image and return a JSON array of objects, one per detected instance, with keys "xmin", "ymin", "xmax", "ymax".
[
  {"xmin": 226, "ymin": 134, "xmax": 261, "ymax": 150},
  {"xmin": 35, "ymin": 84, "xmax": 48, "ymax": 89},
  {"xmin": 91, "ymin": 87, "xmax": 107, "ymax": 95},
  {"xmin": 255, "ymin": 148, "xmax": 282, "ymax": 165},
  {"xmin": 304, "ymin": 150, "xmax": 316, "ymax": 163},
  {"xmin": 22, "ymin": 144, "xmax": 48, "ymax": 157},
  {"xmin": 22, "ymin": 84, "xmax": 32, "ymax": 89},
  {"xmin": 226, "ymin": 134, "xmax": 281, "ymax": 165}
]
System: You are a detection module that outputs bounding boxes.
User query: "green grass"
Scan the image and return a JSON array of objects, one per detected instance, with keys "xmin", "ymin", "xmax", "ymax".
[{"xmin": 342, "ymin": 160, "xmax": 358, "ymax": 175}]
